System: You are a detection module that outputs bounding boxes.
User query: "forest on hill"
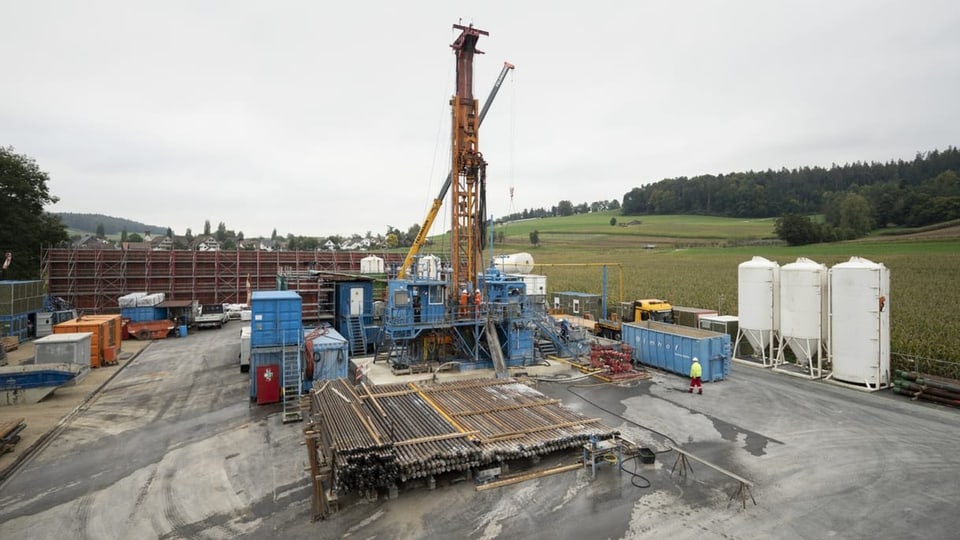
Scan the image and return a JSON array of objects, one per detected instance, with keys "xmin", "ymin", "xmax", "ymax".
[
  {"xmin": 620, "ymin": 147, "xmax": 960, "ymax": 230},
  {"xmin": 57, "ymin": 212, "xmax": 168, "ymax": 237}
]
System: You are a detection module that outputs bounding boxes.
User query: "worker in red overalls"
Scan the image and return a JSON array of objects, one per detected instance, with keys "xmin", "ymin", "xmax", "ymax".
[
  {"xmin": 474, "ymin": 288, "xmax": 482, "ymax": 316},
  {"xmin": 689, "ymin": 357, "xmax": 703, "ymax": 394}
]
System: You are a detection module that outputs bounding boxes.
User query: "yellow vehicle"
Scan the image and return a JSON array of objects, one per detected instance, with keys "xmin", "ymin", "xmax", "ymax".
[{"xmin": 597, "ymin": 298, "xmax": 674, "ymax": 340}]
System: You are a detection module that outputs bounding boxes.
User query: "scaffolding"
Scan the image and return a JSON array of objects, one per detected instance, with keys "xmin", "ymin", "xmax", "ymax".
[{"xmin": 41, "ymin": 248, "xmax": 401, "ymax": 321}]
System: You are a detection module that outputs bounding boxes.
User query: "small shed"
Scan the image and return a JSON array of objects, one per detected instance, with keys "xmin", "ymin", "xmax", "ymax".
[
  {"xmin": 34, "ymin": 332, "xmax": 93, "ymax": 366},
  {"xmin": 552, "ymin": 291, "xmax": 602, "ymax": 321},
  {"xmin": 306, "ymin": 326, "xmax": 349, "ymax": 382}
]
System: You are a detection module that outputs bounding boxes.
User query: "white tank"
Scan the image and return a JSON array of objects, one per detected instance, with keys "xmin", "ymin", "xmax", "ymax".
[
  {"xmin": 417, "ymin": 255, "xmax": 442, "ymax": 279},
  {"xmin": 829, "ymin": 257, "xmax": 890, "ymax": 386},
  {"xmin": 360, "ymin": 255, "xmax": 384, "ymax": 274},
  {"xmin": 518, "ymin": 274, "xmax": 547, "ymax": 296},
  {"xmin": 737, "ymin": 256, "xmax": 779, "ymax": 361},
  {"xmin": 779, "ymin": 258, "xmax": 828, "ymax": 370},
  {"xmin": 493, "ymin": 252, "xmax": 535, "ymax": 274}
]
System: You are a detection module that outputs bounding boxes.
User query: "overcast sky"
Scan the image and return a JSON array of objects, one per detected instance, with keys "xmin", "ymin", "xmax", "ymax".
[{"xmin": 2, "ymin": 1, "xmax": 958, "ymax": 239}]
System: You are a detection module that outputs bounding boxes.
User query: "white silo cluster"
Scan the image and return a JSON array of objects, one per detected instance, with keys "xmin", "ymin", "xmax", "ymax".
[{"xmin": 737, "ymin": 256, "xmax": 891, "ymax": 388}]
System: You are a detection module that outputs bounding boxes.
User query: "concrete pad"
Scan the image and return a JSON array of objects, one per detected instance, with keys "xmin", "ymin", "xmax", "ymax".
[
  {"xmin": 0, "ymin": 338, "xmax": 151, "ymax": 480},
  {"xmin": 0, "ymin": 327, "xmax": 958, "ymax": 539}
]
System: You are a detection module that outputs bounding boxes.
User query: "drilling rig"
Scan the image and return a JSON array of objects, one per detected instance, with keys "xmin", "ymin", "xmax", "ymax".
[{"xmin": 378, "ymin": 24, "xmax": 538, "ymax": 375}]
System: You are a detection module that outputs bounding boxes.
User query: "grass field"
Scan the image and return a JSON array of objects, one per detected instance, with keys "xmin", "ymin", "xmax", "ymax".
[
  {"xmin": 495, "ymin": 212, "xmax": 779, "ymax": 244},
  {"xmin": 469, "ymin": 214, "xmax": 960, "ymax": 370}
]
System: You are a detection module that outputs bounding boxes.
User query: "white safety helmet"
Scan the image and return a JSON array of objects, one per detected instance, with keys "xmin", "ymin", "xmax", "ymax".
[{"xmin": 692, "ymin": 357, "xmax": 699, "ymax": 363}]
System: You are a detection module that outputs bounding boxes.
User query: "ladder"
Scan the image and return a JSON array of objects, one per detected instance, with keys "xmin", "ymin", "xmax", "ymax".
[
  {"xmin": 281, "ymin": 341, "xmax": 303, "ymax": 423},
  {"xmin": 347, "ymin": 316, "xmax": 365, "ymax": 355}
]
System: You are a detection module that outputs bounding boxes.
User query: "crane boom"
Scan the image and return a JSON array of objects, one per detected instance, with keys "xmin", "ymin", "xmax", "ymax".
[{"xmin": 398, "ymin": 60, "xmax": 514, "ymax": 279}]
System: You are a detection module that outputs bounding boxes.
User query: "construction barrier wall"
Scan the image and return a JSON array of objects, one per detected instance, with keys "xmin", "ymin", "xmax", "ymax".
[{"xmin": 41, "ymin": 248, "xmax": 403, "ymax": 321}]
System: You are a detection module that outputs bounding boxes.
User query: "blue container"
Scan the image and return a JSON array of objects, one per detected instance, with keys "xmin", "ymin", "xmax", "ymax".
[
  {"xmin": 0, "ymin": 312, "xmax": 30, "ymax": 340},
  {"xmin": 336, "ymin": 281, "xmax": 373, "ymax": 349},
  {"xmin": 121, "ymin": 306, "xmax": 158, "ymax": 323},
  {"xmin": 622, "ymin": 321, "xmax": 731, "ymax": 382},
  {"xmin": 249, "ymin": 347, "xmax": 283, "ymax": 399},
  {"xmin": 179, "ymin": 325, "xmax": 188, "ymax": 337},
  {"xmin": 251, "ymin": 291, "xmax": 303, "ymax": 348},
  {"xmin": 306, "ymin": 326, "xmax": 349, "ymax": 382},
  {"xmin": 504, "ymin": 325, "xmax": 535, "ymax": 367}
]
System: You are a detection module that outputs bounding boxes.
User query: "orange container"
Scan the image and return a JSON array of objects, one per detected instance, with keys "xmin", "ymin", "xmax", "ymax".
[
  {"xmin": 53, "ymin": 317, "xmax": 111, "ymax": 368},
  {"xmin": 81, "ymin": 314, "xmax": 122, "ymax": 355}
]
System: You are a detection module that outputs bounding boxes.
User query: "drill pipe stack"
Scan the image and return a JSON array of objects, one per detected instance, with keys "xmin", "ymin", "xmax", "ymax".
[
  {"xmin": 893, "ymin": 370, "xmax": 960, "ymax": 408},
  {"xmin": 420, "ymin": 379, "xmax": 618, "ymax": 462},
  {"xmin": 310, "ymin": 378, "xmax": 619, "ymax": 496},
  {"xmin": 313, "ymin": 379, "xmax": 398, "ymax": 492}
]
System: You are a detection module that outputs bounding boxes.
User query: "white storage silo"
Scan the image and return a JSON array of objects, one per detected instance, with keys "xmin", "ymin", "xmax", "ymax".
[
  {"xmin": 829, "ymin": 257, "xmax": 890, "ymax": 388},
  {"xmin": 360, "ymin": 255, "xmax": 384, "ymax": 274},
  {"xmin": 417, "ymin": 255, "xmax": 442, "ymax": 280},
  {"xmin": 494, "ymin": 252, "xmax": 535, "ymax": 274},
  {"xmin": 777, "ymin": 258, "xmax": 828, "ymax": 378},
  {"xmin": 737, "ymin": 256, "xmax": 780, "ymax": 365}
]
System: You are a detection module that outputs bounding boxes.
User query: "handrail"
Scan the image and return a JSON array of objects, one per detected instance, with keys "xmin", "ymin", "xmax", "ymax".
[{"xmin": 669, "ymin": 445, "xmax": 757, "ymax": 510}]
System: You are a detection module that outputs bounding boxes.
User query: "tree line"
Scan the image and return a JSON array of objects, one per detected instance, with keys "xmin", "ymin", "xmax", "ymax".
[
  {"xmin": 618, "ymin": 148, "xmax": 960, "ymax": 242},
  {"xmin": 498, "ymin": 199, "xmax": 621, "ymax": 223}
]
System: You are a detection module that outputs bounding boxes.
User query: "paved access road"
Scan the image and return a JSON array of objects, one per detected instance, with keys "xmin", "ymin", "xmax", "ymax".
[
  {"xmin": 1, "ymin": 326, "xmax": 958, "ymax": 539},
  {"xmin": 0, "ymin": 325, "xmax": 311, "ymax": 539}
]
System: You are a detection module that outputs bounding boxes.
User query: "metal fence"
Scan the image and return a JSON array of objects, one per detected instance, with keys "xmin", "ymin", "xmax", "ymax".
[{"xmin": 892, "ymin": 352, "xmax": 960, "ymax": 381}]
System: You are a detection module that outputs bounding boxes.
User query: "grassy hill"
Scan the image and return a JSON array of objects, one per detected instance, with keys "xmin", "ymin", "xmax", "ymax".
[{"xmin": 498, "ymin": 211, "xmax": 778, "ymax": 240}]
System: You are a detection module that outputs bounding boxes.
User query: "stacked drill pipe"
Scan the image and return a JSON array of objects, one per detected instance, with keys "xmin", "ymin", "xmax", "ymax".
[
  {"xmin": 893, "ymin": 370, "xmax": 960, "ymax": 408},
  {"xmin": 420, "ymin": 379, "xmax": 619, "ymax": 462},
  {"xmin": 309, "ymin": 377, "xmax": 619, "ymax": 497},
  {"xmin": 364, "ymin": 384, "xmax": 482, "ymax": 482},
  {"xmin": 312, "ymin": 379, "xmax": 398, "ymax": 493}
]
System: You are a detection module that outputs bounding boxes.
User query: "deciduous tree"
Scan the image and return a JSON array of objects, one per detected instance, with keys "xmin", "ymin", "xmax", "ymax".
[{"xmin": 0, "ymin": 147, "xmax": 69, "ymax": 278}]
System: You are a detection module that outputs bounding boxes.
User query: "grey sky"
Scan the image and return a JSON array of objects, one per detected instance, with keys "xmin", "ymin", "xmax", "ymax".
[{"xmin": 2, "ymin": 1, "xmax": 958, "ymax": 239}]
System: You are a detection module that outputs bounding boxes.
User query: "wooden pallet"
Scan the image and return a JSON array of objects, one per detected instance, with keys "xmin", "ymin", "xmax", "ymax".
[
  {"xmin": 2, "ymin": 336, "xmax": 19, "ymax": 352},
  {"xmin": 0, "ymin": 418, "xmax": 26, "ymax": 454}
]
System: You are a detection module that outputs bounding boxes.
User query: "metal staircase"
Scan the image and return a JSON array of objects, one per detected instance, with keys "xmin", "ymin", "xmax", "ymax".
[
  {"xmin": 373, "ymin": 329, "xmax": 407, "ymax": 365},
  {"xmin": 280, "ymin": 340, "xmax": 303, "ymax": 423},
  {"xmin": 530, "ymin": 311, "xmax": 564, "ymax": 357},
  {"xmin": 347, "ymin": 316, "xmax": 365, "ymax": 356},
  {"xmin": 536, "ymin": 338, "xmax": 558, "ymax": 359}
]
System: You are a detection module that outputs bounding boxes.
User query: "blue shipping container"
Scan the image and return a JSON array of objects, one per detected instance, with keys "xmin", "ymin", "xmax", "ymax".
[
  {"xmin": 251, "ymin": 291, "xmax": 302, "ymax": 348},
  {"xmin": 622, "ymin": 321, "xmax": 731, "ymax": 382},
  {"xmin": 306, "ymin": 326, "xmax": 349, "ymax": 382},
  {"xmin": 120, "ymin": 306, "xmax": 164, "ymax": 323}
]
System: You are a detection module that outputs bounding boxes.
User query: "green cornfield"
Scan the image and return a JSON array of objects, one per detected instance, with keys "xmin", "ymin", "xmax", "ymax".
[{"xmin": 486, "ymin": 215, "xmax": 960, "ymax": 372}]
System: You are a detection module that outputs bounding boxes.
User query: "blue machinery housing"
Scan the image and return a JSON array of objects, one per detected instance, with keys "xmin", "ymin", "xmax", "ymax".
[{"xmin": 381, "ymin": 267, "xmax": 537, "ymax": 370}]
